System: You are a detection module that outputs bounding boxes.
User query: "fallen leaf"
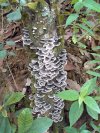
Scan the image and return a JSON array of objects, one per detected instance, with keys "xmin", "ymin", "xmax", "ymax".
[
  {"xmin": 67, "ymin": 79, "xmax": 81, "ymax": 91},
  {"xmin": 68, "ymin": 53, "xmax": 82, "ymax": 64},
  {"xmin": 64, "ymin": 61, "xmax": 75, "ymax": 71}
]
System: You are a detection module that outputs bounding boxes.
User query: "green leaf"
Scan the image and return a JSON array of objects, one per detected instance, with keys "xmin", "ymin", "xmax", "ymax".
[
  {"xmin": 78, "ymin": 42, "xmax": 86, "ymax": 49},
  {"xmin": 87, "ymin": 60, "xmax": 100, "ymax": 64},
  {"xmin": 18, "ymin": 108, "xmax": 33, "ymax": 133},
  {"xmin": 4, "ymin": 92, "xmax": 24, "ymax": 106},
  {"xmin": 71, "ymin": 0, "xmax": 79, "ymax": 4},
  {"xmin": 0, "ymin": 2, "xmax": 9, "ymax": 7},
  {"xmin": 78, "ymin": 24, "xmax": 94, "ymax": 36},
  {"xmin": 86, "ymin": 106, "xmax": 98, "ymax": 120},
  {"xmin": 83, "ymin": 0, "xmax": 100, "ymax": 12},
  {"xmin": 80, "ymin": 130, "xmax": 91, "ymax": 133},
  {"xmin": 18, "ymin": 0, "xmax": 27, "ymax": 6},
  {"xmin": 72, "ymin": 35, "xmax": 78, "ymax": 44},
  {"xmin": 74, "ymin": 2, "xmax": 84, "ymax": 12},
  {"xmin": 91, "ymin": 53, "xmax": 100, "ymax": 57},
  {"xmin": 0, "ymin": 50, "xmax": 7, "ymax": 59},
  {"xmin": 1, "ymin": 109, "xmax": 7, "ymax": 117},
  {"xmin": 90, "ymin": 121, "xmax": 100, "ymax": 132},
  {"xmin": 11, "ymin": 124, "xmax": 16, "ymax": 133},
  {"xmin": 66, "ymin": 14, "xmax": 79, "ymax": 26},
  {"xmin": 86, "ymin": 70, "xmax": 100, "ymax": 77},
  {"xmin": 7, "ymin": 8, "xmax": 21, "ymax": 22},
  {"xmin": 0, "ymin": 116, "xmax": 12, "ymax": 133},
  {"xmin": 64, "ymin": 126, "xmax": 78, "ymax": 133},
  {"xmin": 94, "ymin": 96, "xmax": 100, "ymax": 101},
  {"xmin": 0, "ymin": 0, "xmax": 7, "ymax": 4},
  {"xmin": 78, "ymin": 96, "xmax": 84, "ymax": 106},
  {"xmin": 95, "ymin": 65, "xmax": 100, "ymax": 70},
  {"xmin": 84, "ymin": 96, "xmax": 100, "ymax": 113},
  {"xmin": 92, "ymin": 46, "xmax": 100, "ymax": 51},
  {"xmin": 57, "ymin": 90, "xmax": 79, "ymax": 101},
  {"xmin": 15, "ymin": 108, "xmax": 32, "ymax": 118},
  {"xmin": 27, "ymin": 2, "xmax": 38, "ymax": 10},
  {"xmin": 80, "ymin": 78, "xmax": 97, "ymax": 97},
  {"xmin": 0, "ymin": 43, "xmax": 4, "ymax": 50},
  {"xmin": 6, "ymin": 40, "xmax": 15, "ymax": 46},
  {"xmin": 28, "ymin": 117, "xmax": 53, "ymax": 133},
  {"xmin": 79, "ymin": 123, "xmax": 87, "ymax": 131},
  {"xmin": 69, "ymin": 101, "xmax": 84, "ymax": 126}
]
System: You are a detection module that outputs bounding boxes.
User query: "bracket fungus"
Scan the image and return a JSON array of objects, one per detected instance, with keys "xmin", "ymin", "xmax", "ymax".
[{"xmin": 22, "ymin": 2, "xmax": 67, "ymax": 123}]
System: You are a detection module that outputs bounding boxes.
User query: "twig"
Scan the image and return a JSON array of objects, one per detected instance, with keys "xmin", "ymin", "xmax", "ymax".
[{"xmin": 6, "ymin": 61, "xmax": 19, "ymax": 91}]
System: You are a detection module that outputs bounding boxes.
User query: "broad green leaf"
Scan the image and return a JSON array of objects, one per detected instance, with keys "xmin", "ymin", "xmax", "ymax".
[
  {"xmin": 72, "ymin": 35, "xmax": 78, "ymax": 44},
  {"xmin": 4, "ymin": 92, "xmax": 24, "ymax": 106},
  {"xmin": 66, "ymin": 14, "xmax": 79, "ymax": 26},
  {"xmin": 86, "ymin": 106, "xmax": 98, "ymax": 120},
  {"xmin": 64, "ymin": 126, "xmax": 78, "ymax": 133},
  {"xmin": 74, "ymin": 2, "xmax": 84, "ymax": 12},
  {"xmin": 78, "ymin": 96, "xmax": 84, "ymax": 107},
  {"xmin": 18, "ymin": 0, "xmax": 27, "ymax": 6},
  {"xmin": 57, "ymin": 90, "xmax": 79, "ymax": 101},
  {"xmin": 79, "ymin": 123, "xmax": 87, "ymax": 131},
  {"xmin": 27, "ymin": 2, "xmax": 38, "ymax": 10},
  {"xmin": 90, "ymin": 121, "xmax": 100, "ymax": 132},
  {"xmin": 69, "ymin": 101, "xmax": 84, "ymax": 126},
  {"xmin": 28, "ymin": 117, "xmax": 53, "ymax": 133},
  {"xmin": 87, "ymin": 60, "xmax": 100, "ymax": 64},
  {"xmin": 0, "ymin": 43, "xmax": 4, "ymax": 50},
  {"xmin": 80, "ymin": 78, "xmax": 97, "ymax": 97},
  {"xmin": 78, "ymin": 24, "xmax": 94, "ymax": 36},
  {"xmin": 18, "ymin": 108, "xmax": 33, "ymax": 133},
  {"xmin": 11, "ymin": 124, "xmax": 16, "ymax": 133},
  {"xmin": 94, "ymin": 96, "xmax": 100, "ymax": 101},
  {"xmin": 95, "ymin": 65, "xmax": 100, "ymax": 70},
  {"xmin": 71, "ymin": 0, "xmax": 79, "ymax": 4},
  {"xmin": 91, "ymin": 53, "xmax": 100, "ymax": 57},
  {"xmin": 92, "ymin": 46, "xmax": 100, "ymax": 51},
  {"xmin": 7, "ymin": 8, "xmax": 21, "ymax": 22},
  {"xmin": 78, "ymin": 42, "xmax": 86, "ymax": 49},
  {"xmin": 6, "ymin": 40, "xmax": 15, "ymax": 46},
  {"xmin": 84, "ymin": 96, "xmax": 100, "ymax": 113},
  {"xmin": 0, "ymin": 50, "xmax": 7, "ymax": 59},
  {"xmin": 83, "ymin": 0, "xmax": 100, "ymax": 12},
  {"xmin": 86, "ymin": 70, "xmax": 100, "ymax": 77},
  {"xmin": 0, "ymin": 0, "xmax": 7, "ymax": 4},
  {"xmin": 0, "ymin": 116, "xmax": 12, "ymax": 133},
  {"xmin": 80, "ymin": 130, "xmax": 91, "ymax": 133},
  {"xmin": 15, "ymin": 108, "xmax": 32, "ymax": 118},
  {"xmin": 2, "ymin": 109, "xmax": 7, "ymax": 117},
  {"xmin": 0, "ymin": 2, "xmax": 9, "ymax": 7}
]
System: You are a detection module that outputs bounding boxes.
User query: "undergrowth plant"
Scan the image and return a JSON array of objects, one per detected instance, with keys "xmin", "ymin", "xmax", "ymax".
[
  {"xmin": 57, "ymin": 78, "xmax": 100, "ymax": 126},
  {"xmin": 66, "ymin": 0, "xmax": 100, "ymax": 77},
  {"xmin": 0, "ymin": 92, "xmax": 53, "ymax": 133}
]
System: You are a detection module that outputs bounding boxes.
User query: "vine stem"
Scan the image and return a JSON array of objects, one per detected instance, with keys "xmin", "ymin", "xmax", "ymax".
[{"xmin": 6, "ymin": 61, "xmax": 19, "ymax": 91}]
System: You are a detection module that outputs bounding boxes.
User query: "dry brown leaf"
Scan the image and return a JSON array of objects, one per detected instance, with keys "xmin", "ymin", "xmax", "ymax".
[
  {"xmin": 68, "ymin": 53, "xmax": 82, "ymax": 64},
  {"xmin": 67, "ymin": 79, "xmax": 80, "ymax": 91},
  {"xmin": 64, "ymin": 61, "xmax": 75, "ymax": 71}
]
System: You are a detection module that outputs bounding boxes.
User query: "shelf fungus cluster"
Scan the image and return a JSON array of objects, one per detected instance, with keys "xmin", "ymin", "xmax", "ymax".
[
  {"xmin": 28, "ymin": 37, "xmax": 67, "ymax": 123},
  {"xmin": 22, "ymin": 3, "xmax": 67, "ymax": 123}
]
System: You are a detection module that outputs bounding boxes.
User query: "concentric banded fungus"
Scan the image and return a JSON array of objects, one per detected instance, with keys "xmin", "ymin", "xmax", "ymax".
[
  {"xmin": 28, "ymin": 36, "xmax": 67, "ymax": 122},
  {"xmin": 22, "ymin": 2, "xmax": 67, "ymax": 123}
]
